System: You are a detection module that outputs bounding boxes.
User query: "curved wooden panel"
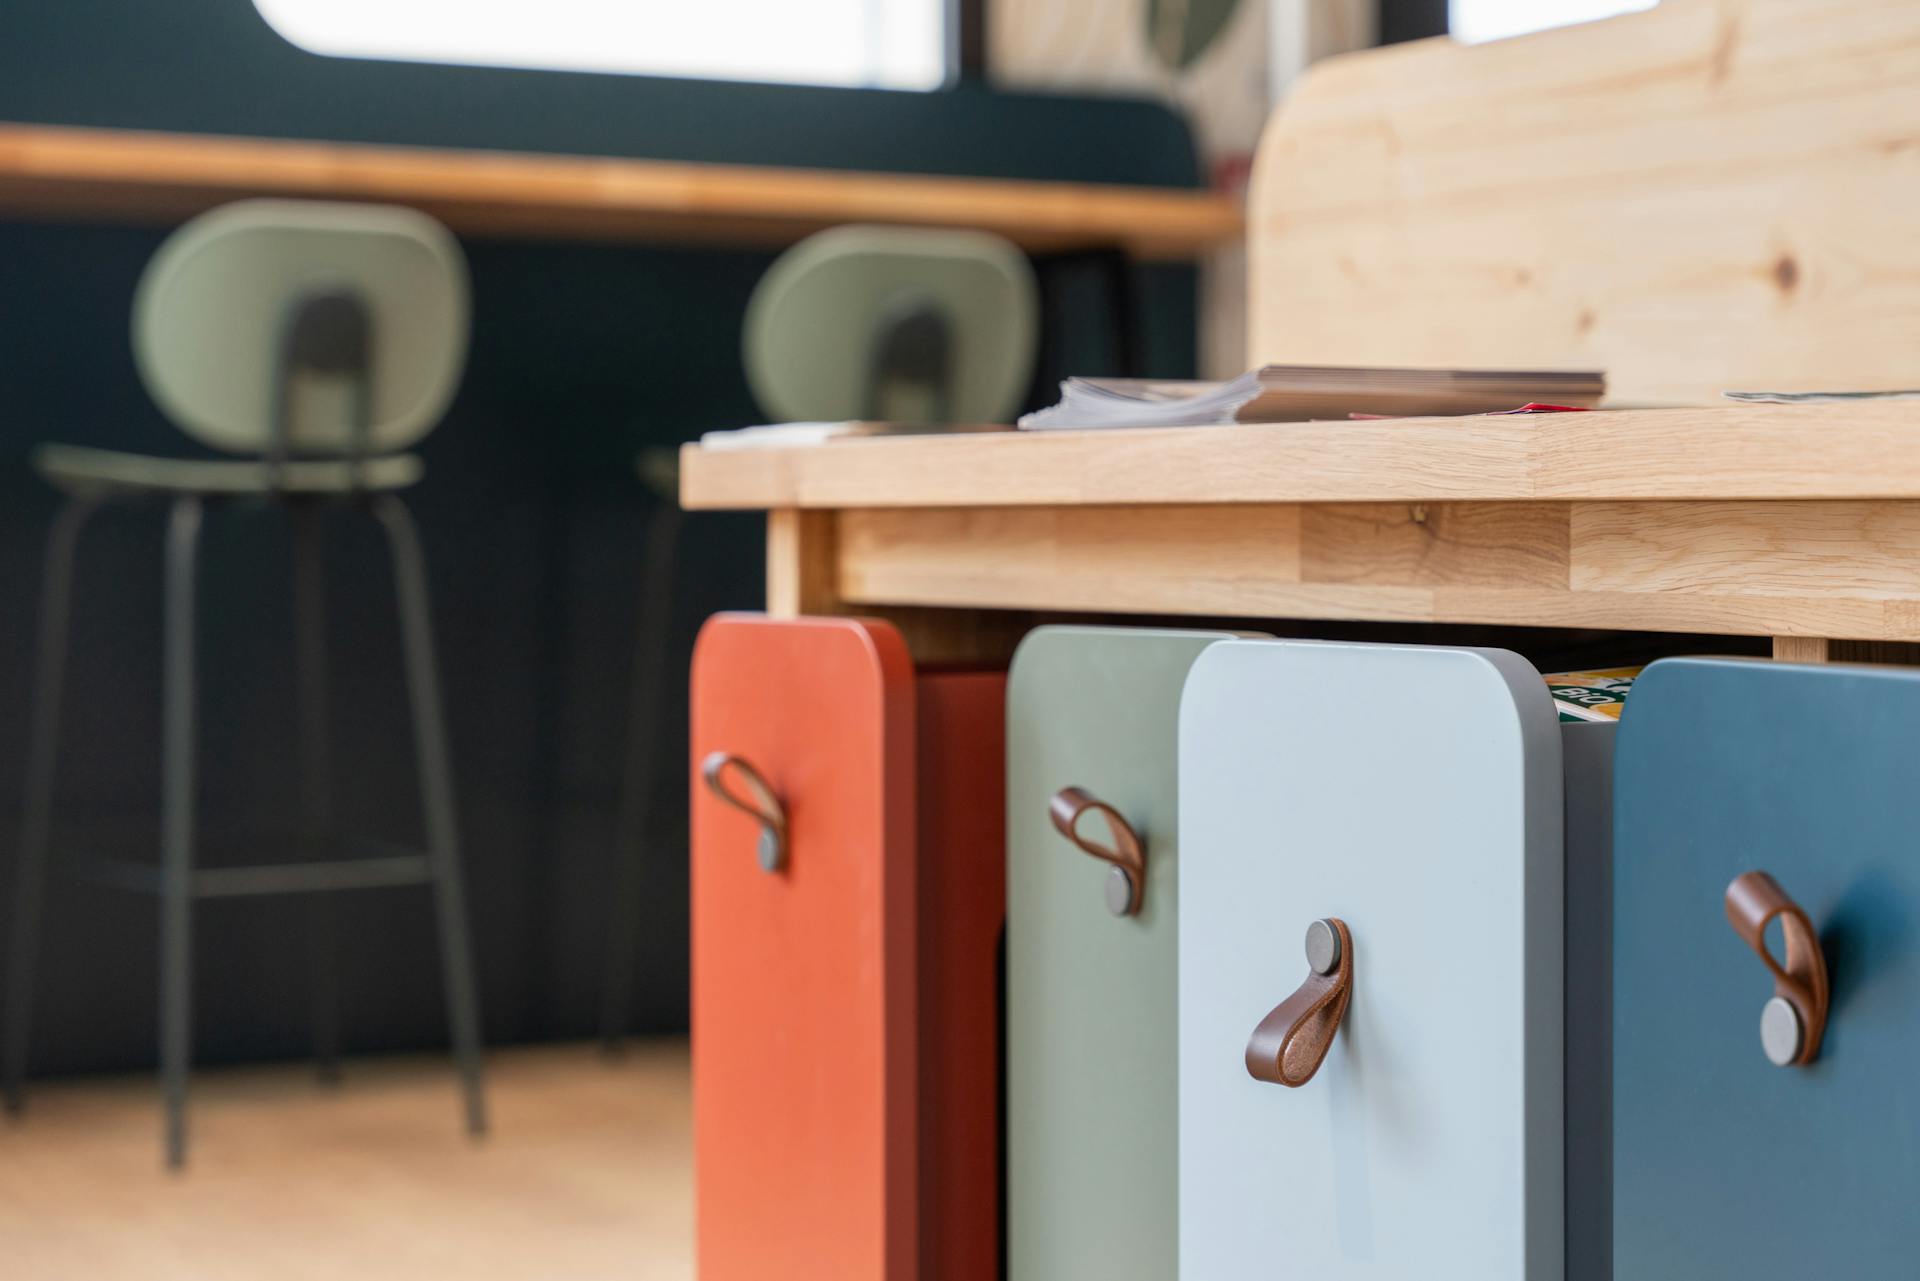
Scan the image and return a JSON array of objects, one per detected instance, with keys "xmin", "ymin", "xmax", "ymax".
[{"xmin": 1250, "ymin": 0, "xmax": 1920, "ymax": 405}]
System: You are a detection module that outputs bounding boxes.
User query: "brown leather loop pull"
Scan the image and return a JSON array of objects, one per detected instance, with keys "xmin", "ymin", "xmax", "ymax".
[
  {"xmin": 702, "ymin": 752, "xmax": 788, "ymax": 873},
  {"xmin": 1048, "ymin": 786, "xmax": 1146, "ymax": 916},
  {"xmin": 1246, "ymin": 918, "xmax": 1353, "ymax": 1088},
  {"xmin": 1725, "ymin": 871, "xmax": 1829, "ymax": 1066}
]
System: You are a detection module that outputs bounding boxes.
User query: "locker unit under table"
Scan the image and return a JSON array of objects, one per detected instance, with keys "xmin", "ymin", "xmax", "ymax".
[{"xmin": 681, "ymin": 2, "xmax": 1920, "ymax": 1273}]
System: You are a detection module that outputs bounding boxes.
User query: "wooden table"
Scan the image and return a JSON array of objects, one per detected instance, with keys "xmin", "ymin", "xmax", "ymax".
[
  {"xmin": 680, "ymin": 404, "xmax": 1920, "ymax": 664},
  {"xmin": 674, "ymin": 0, "xmax": 1920, "ymax": 668},
  {"xmin": 0, "ymin": 123, "xmax": 1241, "ymax": 256}
]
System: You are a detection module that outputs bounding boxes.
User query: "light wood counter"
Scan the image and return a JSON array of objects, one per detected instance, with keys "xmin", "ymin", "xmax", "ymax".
[
  {"xmin": 680, "ymin": 405, "xmax": 1920, "ymax": 509},
  {"xmin": 681, "ymin": 405, "xmax": 1920, "ymax": 651}
]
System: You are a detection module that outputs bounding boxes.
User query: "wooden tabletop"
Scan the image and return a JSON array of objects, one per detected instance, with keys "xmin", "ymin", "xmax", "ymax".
[
  {"xmin": 0, "ymin": 123, "xmax": 1242, "ymax": 257},
  {"xmin": 677, "ymin": 2, "xmax": 1920, "ymax": 652},
  {"xmin": 679, "ymin": 404, "xmax": 1920, "ymax": 509},
  {"xmin": 685, "ymin": 403, "xmax": 1920, "ymax": 648}
]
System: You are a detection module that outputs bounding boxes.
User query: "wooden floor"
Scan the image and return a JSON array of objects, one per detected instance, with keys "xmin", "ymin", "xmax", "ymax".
[{"xmin": 0, "ymin": 1040, "xmax": 692, "ymax": 1280}]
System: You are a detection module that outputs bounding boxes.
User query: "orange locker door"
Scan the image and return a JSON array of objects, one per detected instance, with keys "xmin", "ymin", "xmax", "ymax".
[{"xmin": 691, "ymin": 614, "xmax": 918, "ymax": 1281}]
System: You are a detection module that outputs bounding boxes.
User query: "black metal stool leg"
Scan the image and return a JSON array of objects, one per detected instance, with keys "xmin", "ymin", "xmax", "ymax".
[
  {"xmin": 373, "ymin": 495, "xmax": 486, "ymax": 1138},
  {"xmin": 600, "ymin": 499, "xmax": 681, "ymax": 1050},
  {"xmin": 160, "ymin": 496, "xmax": 203, "ymax": 1170},
  {"xmin": 291, "ymin": 503, "xmax": 342, "ymax": 1083},
  {"xmin": 4, "ymin": 497, "xmax": 100, "ymax": 1115}
]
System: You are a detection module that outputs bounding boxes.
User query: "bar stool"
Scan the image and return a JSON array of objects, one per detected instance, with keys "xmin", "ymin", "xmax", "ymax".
[
  {"xmin": 744, "ymin": 223, "xmax": 1039, "ymax": 424},
  {"xmin": 2, "ymin": 199, "xmax": 487, "ymax": 1168},
  {"xmin": 599, "ymin": 225, "xmax": 1038, "ymax": 1045}
]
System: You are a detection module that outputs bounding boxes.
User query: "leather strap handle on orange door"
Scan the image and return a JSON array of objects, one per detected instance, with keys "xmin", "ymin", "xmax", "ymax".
[
  {"xmin": 1246, "ymin": 918, "xmax": 1353, "ymax": 1088},
  {"xmin": 1049, "ymin": 787, "xmax": 1146, "ymax": 917},
  {"xmin": 702, "ymin": 751, "xmax": 788, "ymax": 873},
  {"xmin": 1725, "ymin": 871, "xmax": 1830, "ymax": 1066}
]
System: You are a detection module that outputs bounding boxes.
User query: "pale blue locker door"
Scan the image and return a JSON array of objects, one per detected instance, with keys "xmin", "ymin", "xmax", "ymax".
[{"xmin": 1179, "ymin": 640, "xmax": 1568, "ymax": 1281}]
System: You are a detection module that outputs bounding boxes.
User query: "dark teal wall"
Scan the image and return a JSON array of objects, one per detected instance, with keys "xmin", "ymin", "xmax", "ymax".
[
  {"xmin": 0, "ymin": 0, "xmax": 1203, "ymax": 1072},
  {"xmin": 4, "ymin": 1, "xmax": 1204, "ymax": 182}
]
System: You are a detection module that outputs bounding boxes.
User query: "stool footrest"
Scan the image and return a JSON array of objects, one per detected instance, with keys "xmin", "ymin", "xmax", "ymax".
[{"xmin": 70, "ymin": 848, "xmax": 434, "ymax": 897}]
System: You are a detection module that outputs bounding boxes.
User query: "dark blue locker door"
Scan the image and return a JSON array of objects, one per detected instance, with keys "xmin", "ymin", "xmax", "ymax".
[{"xmin": 1614, "ymin": 657, "xmax": 1920, "ymax": 1278}]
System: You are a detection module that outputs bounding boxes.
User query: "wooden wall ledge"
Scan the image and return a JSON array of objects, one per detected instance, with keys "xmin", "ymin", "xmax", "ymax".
[
  {"xmin": 679, "ymin": 404, "xmax": 1920, "ymax": 509},
  {"xmin": 0, "ymin": 123, "xmax": 1242, "ymax": 257}
]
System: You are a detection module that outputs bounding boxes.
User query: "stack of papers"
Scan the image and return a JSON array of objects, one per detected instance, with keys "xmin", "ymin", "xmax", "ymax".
[
  {"xmin": 699, "ymin": 421, "xmax": 1010, "ymax": 450},
  {"xmin": 1018, "ymin": 365, "xmax": 1606, "ymax": 429},
  {"xmin": 1724, "ymin": 388, "xmax": 1920, "ymax": 403},
  {"xmin": 699, "ymin": 422, "xmax": 863, "ymax": 450}
]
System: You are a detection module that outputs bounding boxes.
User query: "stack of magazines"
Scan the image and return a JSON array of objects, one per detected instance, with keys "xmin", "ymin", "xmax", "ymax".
[{"xmin": 1017, "ymin": 365, "xmax": 1606, "ymax": 429}]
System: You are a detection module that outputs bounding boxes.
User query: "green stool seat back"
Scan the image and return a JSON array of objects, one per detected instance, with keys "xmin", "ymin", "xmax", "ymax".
[
  {"xmin": 132, "ymin": 198, "xmax": 469, "ymax": 455},
  {"xmin": 744, "ymin": 224, "xmax": 1037, "ymax": 424}
]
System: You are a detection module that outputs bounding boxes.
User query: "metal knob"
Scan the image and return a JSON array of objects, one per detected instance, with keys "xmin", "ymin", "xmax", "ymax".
[
  {"xmin": 756, "ymin": 828, "xmax": 782, "ymax": 874},
  {"xmin": 1304, "ymin": 918, "xmax": 1342, "ymax": 976},
  {"xmin": 1759, "ymin": 995, "xmax": 1805, "ymax": 1068}
]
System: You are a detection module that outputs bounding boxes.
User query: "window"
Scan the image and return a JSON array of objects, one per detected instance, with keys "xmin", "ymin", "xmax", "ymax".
[
  {"xmin": 255, "ymin": 0, "xmax": 950, "ymax": 91},
  {"xmin": 1449, "ymin": 0, "xmax": 1656, "ymax": 44}
]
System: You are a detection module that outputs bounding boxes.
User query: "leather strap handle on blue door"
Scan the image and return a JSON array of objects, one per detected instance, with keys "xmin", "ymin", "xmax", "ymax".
[
  {"xmin": 1725, "ymin": 871, "xmax": 1829, "ymax": 1066},
  {"xmin": 1246, "ymin": 918, "xmax": 1353, "ymax": 1088},
  {"xmin": 1049, "ymin": 786, "xmax": 1147, "ymax": 916},
  {"xmin": 703, "ymin": 752, "xmax": 788, "ymax": 873}
]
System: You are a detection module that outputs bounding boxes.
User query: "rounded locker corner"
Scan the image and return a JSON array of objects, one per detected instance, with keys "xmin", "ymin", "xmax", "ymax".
[
  {"xmin": 1010, "ymin": 624, "xmax": 1253, "ymax": 692},
  {"xmin": 1611, "ymin": 654, "xmax": 1712, "ymax": 735},
  {"xmin": 692, "ymin": 610, "xmax": 914, "ymax": 698},
  {"xmin": 1182, "ymin": 639, "xmax": 1564, "ymax": 764}
]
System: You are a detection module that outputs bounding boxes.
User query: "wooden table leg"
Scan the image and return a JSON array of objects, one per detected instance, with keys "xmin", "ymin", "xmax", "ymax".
[
  {"xmin": 765, "ymin": 509, "xmax": 840, "ymax": 619},
  {"xmin": 1773, "ymin": 637, "xmax": 1831, "ymax": 663}
]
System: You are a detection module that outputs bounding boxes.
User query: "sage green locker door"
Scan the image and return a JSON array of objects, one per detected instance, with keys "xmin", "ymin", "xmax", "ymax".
[{"xmin": 1006, "ymin": 626, "xmax": 1245, "ymax": 1281}]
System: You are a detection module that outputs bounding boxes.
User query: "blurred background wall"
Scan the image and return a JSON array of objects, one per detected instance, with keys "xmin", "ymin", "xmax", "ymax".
[{"xmin": 0, "ymin": 0, "xmax": 1203, "ymax": 1072}]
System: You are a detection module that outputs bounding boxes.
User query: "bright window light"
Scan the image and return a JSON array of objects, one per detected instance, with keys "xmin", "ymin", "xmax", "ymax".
[
  {"xmin": 1450, "ymin": 0, "xmax": 1657, "ymax": 44},
  {"xmin": 255, "ymin": 0, "xmax": 948, "ymax": 91}
]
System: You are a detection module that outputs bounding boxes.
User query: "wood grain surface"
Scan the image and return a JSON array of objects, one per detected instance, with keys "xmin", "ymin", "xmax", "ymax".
[
  {"xmin": 682, "ymin": 405, "xmax": 1920, "ymax": 510},
  {"xmin": 1250, "ymin": 0, "xmax": 1920, "ymax": 403},
  {"xmin": 828, "ymin": 500, "xmax": 1920, "ymax": 640}
]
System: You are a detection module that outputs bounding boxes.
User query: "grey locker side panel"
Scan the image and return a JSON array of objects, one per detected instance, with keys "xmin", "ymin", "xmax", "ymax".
[{"xmin": 1562, "ymin": 720, "xmax": 1614, "ymax": 1281}]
